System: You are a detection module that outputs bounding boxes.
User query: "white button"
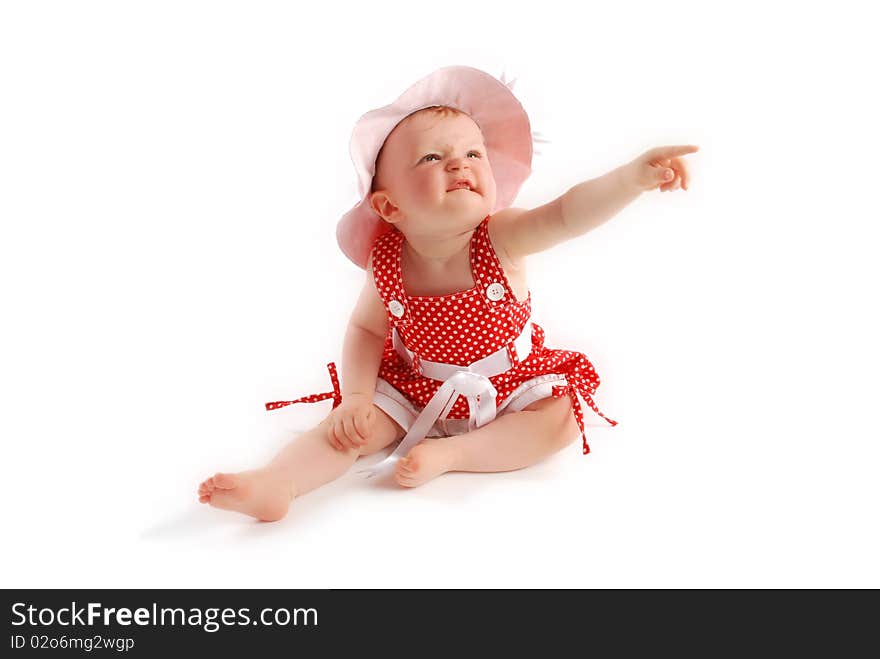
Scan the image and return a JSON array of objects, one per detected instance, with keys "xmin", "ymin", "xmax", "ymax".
[
  {"xmin": 388, "ymin": 300, "xmax": 405, "ymax": 317},
  {"xmin": 486, "ymin": 283, "xmax": 505, "ymax": 301}
]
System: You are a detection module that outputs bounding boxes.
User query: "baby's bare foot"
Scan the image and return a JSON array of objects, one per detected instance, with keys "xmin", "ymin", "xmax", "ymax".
[
  {"xmin": 394, "ymin": 439, "xmax": 459, "ymax": 488},
  {"xmin": 197, "ymin": 468, "xmax": 294, "ymax": 522}
]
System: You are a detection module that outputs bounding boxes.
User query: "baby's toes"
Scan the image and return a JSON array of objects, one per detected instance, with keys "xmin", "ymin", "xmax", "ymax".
[
  {"xmin": 396, "ymin": 456, "xmax": 414, "ymax": 474},
  {"xmin": 401, "ymin": 454, "xmax": 420, "ymax": 473},
  {"xmin": 197, "ymin": 480, "xmax": 213, "ymax": 503},
  {"xmin": 394, "ymin": 457, "xmax": 419, "ymax": 487},
  {"xmin": 395, "ymin": 472, "xmax": 417, "ymax": 488},
  {"xmin": 213, "ymin": 472, "xmax": 238, "ymax": 490}
]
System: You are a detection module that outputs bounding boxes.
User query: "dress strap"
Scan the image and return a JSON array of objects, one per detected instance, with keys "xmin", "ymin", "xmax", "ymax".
[
  {"xmin": 369, "ymin": 228, "xmax": 412, "ymax": 324},
  {"xmin": 470, "ymin": 214, "xmax": 517, "ymax": 309}
]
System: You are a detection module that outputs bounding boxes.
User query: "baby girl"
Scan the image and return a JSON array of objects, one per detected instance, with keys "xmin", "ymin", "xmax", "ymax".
[{"xmin": 197, "ymin": 66, "xmax": 697, "ymax": 522}]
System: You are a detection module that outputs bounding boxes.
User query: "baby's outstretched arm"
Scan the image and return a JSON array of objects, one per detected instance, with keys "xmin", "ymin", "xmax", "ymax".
[{"xmin": 490, "ymin": 145, "xmax": 699, "ymax": 261}]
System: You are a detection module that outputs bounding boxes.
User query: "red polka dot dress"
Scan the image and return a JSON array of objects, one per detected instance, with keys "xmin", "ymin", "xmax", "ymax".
[{"xmin": 267, "ymin": 215, "xmax": 617, "ymax": 454}]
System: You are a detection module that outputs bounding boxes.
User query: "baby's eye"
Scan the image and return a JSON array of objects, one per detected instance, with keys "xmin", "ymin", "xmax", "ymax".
[
  {"xmin": 467, "ymin": 151, "xmax": 482, "ymax": 158},
  {"xmin": 423, "ymin": 154, "xmax": 440, "ymax": 162}
]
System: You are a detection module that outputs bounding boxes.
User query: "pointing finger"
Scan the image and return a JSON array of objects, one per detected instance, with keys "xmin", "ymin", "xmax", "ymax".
[{"xmin": 648, "ymin": 145, "xmax": 699, "ymax": 163}]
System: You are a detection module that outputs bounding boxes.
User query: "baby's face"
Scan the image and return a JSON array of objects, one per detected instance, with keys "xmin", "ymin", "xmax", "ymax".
[{"xmin": 369, "ymin": 110, "xmax": 497, "ymax": 240}]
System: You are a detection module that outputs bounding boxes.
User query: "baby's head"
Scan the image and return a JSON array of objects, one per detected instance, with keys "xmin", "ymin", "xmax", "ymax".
[{"xmin": 369, "ymin": 106, "xmax": 497, "ymax": 241}]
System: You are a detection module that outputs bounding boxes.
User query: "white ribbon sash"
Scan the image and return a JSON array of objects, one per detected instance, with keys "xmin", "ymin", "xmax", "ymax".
[
  {"xmin": 358, "ymin": 323, "xmax": 534, "ymax": 480},
  {"xmin": 359, "ymin": 370, "xmax": 498, "ymax": 479}
]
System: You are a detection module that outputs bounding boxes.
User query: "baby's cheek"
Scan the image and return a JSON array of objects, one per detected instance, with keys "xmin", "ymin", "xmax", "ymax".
[
  {"xmin": 480, "ymin": 171, "xmax": 498, "ymax": 206},
  {"xmin": 411, "ymin": 175, "xmax": 443, "ymax": 201},
  {"xmin": 478, "ymin": 163, "xmax": 496, "ymax": 188}
]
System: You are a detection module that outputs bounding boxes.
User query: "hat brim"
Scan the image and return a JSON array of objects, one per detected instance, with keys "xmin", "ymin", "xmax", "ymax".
[{"xmin": 336, "ymin": 66, "xmax": 533, "ymax": 269}]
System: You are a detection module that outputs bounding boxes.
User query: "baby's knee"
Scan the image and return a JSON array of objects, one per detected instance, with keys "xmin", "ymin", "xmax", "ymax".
[
  {"xmin": 357, "ymin": 404, "xmax": 405, "ymax": 456},
  {"xmin": 525, "ymin": 396, "xmax": 578, "ymax": 450}
]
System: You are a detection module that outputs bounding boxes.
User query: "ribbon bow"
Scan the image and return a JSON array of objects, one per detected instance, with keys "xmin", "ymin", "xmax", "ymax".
[{"xmin": 359, "ymin": 370, "xmax": 498, "ymax": 480}]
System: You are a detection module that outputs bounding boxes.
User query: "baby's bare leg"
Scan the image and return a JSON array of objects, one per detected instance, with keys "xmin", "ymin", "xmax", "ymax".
[
  {"xmin": 395, "ymin": 395, "xmax": 578, "ymax": 487},
  {"xmin": 197, "ymin": 405, "xmax": 404, "ymax": 521},
  {"xmin": 267, "ymin": 408, "xmax": 404, "ymax": 496}
]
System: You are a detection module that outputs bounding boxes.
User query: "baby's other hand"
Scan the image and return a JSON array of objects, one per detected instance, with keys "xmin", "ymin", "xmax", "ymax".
[
  {"xmin": 327, "ymin": 393, "xmax": 374, "ymax": 451},
  {"xmin": 625, "ymin": 144, "xmax": 699, "ymax": 193}
]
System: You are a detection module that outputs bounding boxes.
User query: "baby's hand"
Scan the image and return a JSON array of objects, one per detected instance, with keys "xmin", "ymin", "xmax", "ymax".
[
  {"xmin": 624, "ymin": 145, "xmax": 699, "ymax": 193},
  {"xmin": 327, "ymin": 393, "xmax": 375, "ymax": 451}
]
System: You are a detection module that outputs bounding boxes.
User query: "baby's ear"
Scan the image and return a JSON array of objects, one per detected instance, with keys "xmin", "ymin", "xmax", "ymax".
[{"xmin": 370, "ymin": 191, "xmax": 402, "ymax": 225}]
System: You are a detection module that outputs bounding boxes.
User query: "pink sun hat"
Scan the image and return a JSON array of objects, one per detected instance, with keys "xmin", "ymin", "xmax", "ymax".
[{"xmin": 336, "ymin": 65, "xmax": 539, "ymax": 269}]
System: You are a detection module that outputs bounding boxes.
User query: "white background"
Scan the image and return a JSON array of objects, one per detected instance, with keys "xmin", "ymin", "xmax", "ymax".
[{"xmin": 2, "ymin": 0, "xmax": 878, "ymax": 588}]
